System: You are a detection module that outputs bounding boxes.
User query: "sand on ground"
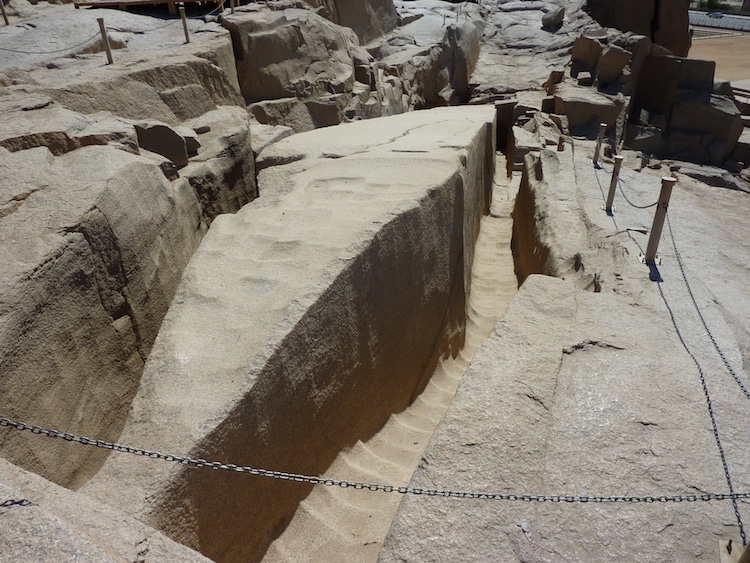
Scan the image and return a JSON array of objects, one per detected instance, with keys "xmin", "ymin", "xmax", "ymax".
[{"xmin": 688, "ymin": 31, "xmax": 750, "ymax": 82}]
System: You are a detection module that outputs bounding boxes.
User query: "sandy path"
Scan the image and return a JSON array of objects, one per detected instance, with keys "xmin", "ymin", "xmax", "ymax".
[
  {"xmin": 262, "ymin": 155, "xmax": 519, "ymax": 562},
  {"xmin": 688, "ymin": 32, "xmax": 750, "ymax": 82}
]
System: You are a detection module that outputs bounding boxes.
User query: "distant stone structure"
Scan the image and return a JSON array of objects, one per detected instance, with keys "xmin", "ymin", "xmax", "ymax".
[{"xmin": 586, "ymin": 0, "xmax": 691, "ymax": 56}]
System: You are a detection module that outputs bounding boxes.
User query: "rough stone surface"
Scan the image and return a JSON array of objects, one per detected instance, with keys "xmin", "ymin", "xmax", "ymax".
[
  {"xmin": 0, "ymin": 10, "xmax": 258, "ymax": 493},
  {"xmin": 542, "ymin": 5, "xmax": 565, "ymax": 30},
  {"xmin": 0, "ymin": 144, "xmax": 204, "ymax": 488},
  {"xmin": 380, "ymin": 138, "xmax": 750, "ymax": 562},
  {"xmin": 0, "ymin": 9, "xmax": 243, "ymax": 124},
  {"xmin": 553, "ymin": 82, "xmax": 624, "ymax": 131},
  {"xmin": 81, "ymin": 106, "xmax": 497, "ymax": 563},
  {"xmin": 586, "ymin": 0, "xmax": 690, "ymax": 56},
  {"xmin": 0, "ymin": 101, "xmax": 139, "ymax": 156},
  {"xmin": 670, "ymin": 90, "xmax": 743, "ymax": 164},
  {"xmin": 224, "ymin": 7, "xmax": 364, "ymax": 102},
  {"xmin": 0, "ymin": 459, "xmax": 211, "ymax": 562},
  {"xmin": 306, "ymin": 0, "xmax": 398, "ymax": 43},
  {"xmin": 470, "ymin": 0, "xmax": 602, "ymax": 99}
]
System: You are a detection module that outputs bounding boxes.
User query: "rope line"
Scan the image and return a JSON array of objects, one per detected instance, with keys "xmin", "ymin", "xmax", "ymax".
[
  {"xmin": 0, "ymin": 4, "xmax": 221, "ymax": 56},
  {"xmin": 617, "ymin": 176, "xmax": 658, "ymax": 209},
  {"xmin": 2, "ymin": 415, "xmax": 750, "ymax": 505},
  {"xmin": 0, "ymin": 32, "xmax": 100, "ymax": 54}
]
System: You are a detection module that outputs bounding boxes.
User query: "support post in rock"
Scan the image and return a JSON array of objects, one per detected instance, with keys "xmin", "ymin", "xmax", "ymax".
[
  {"xmin": 219, "ymin": 0, "xmax": 225, "ymax": 12},
  {"xmin": 593, "ymin": 122, "xmax": 606, "ymax": 166},
  {"xmin": 1, "ymin": 0, "xmax": 9, "ymax": 26},
  {"xmin": 604, "ymin": 155, "xmax": 624, "ymax": 213},
  {"xmin": 179, "ymin": 7, "xmax": 189, "ymax": 43},
  {"xmin": 97, "ymin": 18, "xmax": 113, "ymax": 65},
  {"xmin": 230, "ymin": 0, "xmax": 235, "ymax": 13},
  {"xmin": 644, "ymin": 176, "xmax": 677, "ymax": 263}
]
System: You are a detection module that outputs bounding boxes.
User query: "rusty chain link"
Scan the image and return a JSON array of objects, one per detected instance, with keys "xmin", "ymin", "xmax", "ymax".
[{"xmin": 2, "ymin": 415, "xmax": 750, "ymax": 504}]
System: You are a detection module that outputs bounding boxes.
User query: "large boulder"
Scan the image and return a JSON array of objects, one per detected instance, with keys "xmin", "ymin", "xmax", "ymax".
[
  {"xmin": 306, "ymin": 0, "xmax": 398, "ymax": 43},
  {"xmin": 670, "ymin": 90, "xmax": 743, "ymax": 164},
  {"xmin": 553, "ymin": 82, "xmax": 624, "ymax": 133},
  {"xmin": 0, "ymin": 144, "xmax": 204, "ymax": 488},
  {"xmin": 80, "ymin": 105, "xmax": 497, "ymax": 563},
  {"xmin": 223, "ymin": 7, "xmax": 365, "ymax": 102}
]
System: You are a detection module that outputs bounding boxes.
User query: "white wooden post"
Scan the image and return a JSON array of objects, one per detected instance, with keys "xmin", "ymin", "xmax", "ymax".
[
  {"xmin": 97, "ymin": 18, "xmax": 113, "ymax": 65},
  {"xmin": 593, "ymin": 122, "xmax": 606, "ymax": 166},
  {"xmin": 604, "ymin": 155, "xmax": 624, "ymax": 213},
  {"xmin": 180, "ymin": 7, "xmax": 190, "ymax": 43},
  {"xmin": 644, "ymin": 177, "xmax": 677, "ymax": 263}
]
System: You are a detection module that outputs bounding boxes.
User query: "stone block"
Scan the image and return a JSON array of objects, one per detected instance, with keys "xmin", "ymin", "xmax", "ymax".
[
  {"xmin": 671, "ymin": 89, "xmax": 743, "ymax": 161},
  {"xmin": 677, "ymin": 58, "xmax": 715, "ymax": 92},
  {"xmin": 577, "ymin": 71, "xmax": 594, "ymax": 86},
  {"xmin": 553, "ymin": 83, "xmax": 623, "ymax": 133},
  {"xmin": 133, "ymin": 120, "xmax": 189, "ymax": 168},
  {"xmin": 596, "ymin": 44, "xmax": 632, "ymax": 87},
  {"xmin": 542, "ymin": 6, "xmax": 565, "ymax": 29},
  {"xmin": 625, "ymin": 124, "xmax": 662, "ymax": 154},
  {"xmin": 571, "ymin": 35, "xmax": 603, "ymax": 71}
]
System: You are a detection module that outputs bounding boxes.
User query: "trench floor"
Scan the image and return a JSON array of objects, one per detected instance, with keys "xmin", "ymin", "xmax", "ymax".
[{"xmin": 263, "ymin": 154, "xmax": 519, "ymax": 563}]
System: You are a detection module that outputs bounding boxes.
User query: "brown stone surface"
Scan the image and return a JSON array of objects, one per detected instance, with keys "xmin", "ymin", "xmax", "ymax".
[
  {"xmin": 380, "ymin": 138, "xmax": 750, "ymax": 562},
  {"xmin": 80, "ymin": 106, "xmax": 496, "ymax": 563},
  {"xmin": 586, "ymin": 0, "xmax": 690, "ymax": 55},
  {"xmin": 0, "ymin": 459, "xmax": 211, "ymax": 562},
  {"xmin": 0, "ymin": 9, "xmax": 257, "ymax": 493}
]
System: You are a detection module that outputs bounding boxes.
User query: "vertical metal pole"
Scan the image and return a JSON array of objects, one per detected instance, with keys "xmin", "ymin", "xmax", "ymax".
[
  {"xmin": 230, "ymin": 0, "xmax": 235, "ymax": 13},
  {"xmin": 593, "ymin": 122, "xmax": 606, "ymax": 166},
  {"xmin": 179, "ymin": 7, "xmax": 190, "ymax": 43},
  {"xmin": 97, "ymin": 18, "xmax": 113, "ymax": 65},
  {"xmin": 1, "ymin": 0, "xmax": 9, "ymax": 26},
  {"xmin": 604, "ymin": 155, "xmax": 624, "ymax": 213},
  {"xmin": 644, "ymin": 176, "xmax": 677, "ymax": 263}
]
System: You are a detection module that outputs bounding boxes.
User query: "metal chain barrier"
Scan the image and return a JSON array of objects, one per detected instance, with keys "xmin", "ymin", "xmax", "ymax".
[
  {"xmin": 655, "ymin": 247, "xmax": 747, "ymax": 545},
  {"xmin": 0, "ymin": 498, "xmax": 35, "ymax": 508},
  {"xmin": 666, "ymin": 213, "xmax": 750, "ymax": 402},
  {"xmin": 617, "ymin": 175, "xmax": 658, "ymax": 209},
  {"xmin": 2, "ymin": 415, "xmax": 750, "ymax": 504},
  {"xmin": 592, "ymin": 159, "xmax": 748, "ymax": 544}
]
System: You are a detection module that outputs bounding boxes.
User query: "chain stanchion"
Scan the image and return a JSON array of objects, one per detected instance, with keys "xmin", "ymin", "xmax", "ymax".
[
  {"xmin": 97, "ymin": 17, "xmax": 113, "ymax": 65},
  {"xmin": 593, "ymin": 122, "xmax": 606, "ymax": 167},
  {"xmin": 179, "ymin": 6, "xmax": 189, "ymax": 43},
  {"xmin": 603, "ymin": 155, "xmax": 623, "ymax": 214},
  {"xmin": 643, "ymin": 176, "xmax": 677, "ymax": 264}
]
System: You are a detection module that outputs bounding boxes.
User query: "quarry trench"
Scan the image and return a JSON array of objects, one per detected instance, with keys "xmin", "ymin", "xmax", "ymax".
[
  {"xmin": 262, "ymin": 153, "xmax": 520, "ymax": 563},
  {"xmin": 72, "ymin": 106, "xmax": 507, "ymax": 563}
]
